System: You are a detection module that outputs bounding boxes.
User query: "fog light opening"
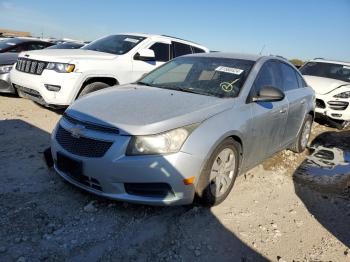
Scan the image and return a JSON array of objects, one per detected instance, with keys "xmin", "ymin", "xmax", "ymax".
[{"xmin": 45, "ymin": 84, "xmax": 61, "ymax": 92}]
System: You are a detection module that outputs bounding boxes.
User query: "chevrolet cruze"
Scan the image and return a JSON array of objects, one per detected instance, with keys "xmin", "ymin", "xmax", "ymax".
[{"xmin": 49, "ymin": 53, "xmax": 315, "ymax": 206}]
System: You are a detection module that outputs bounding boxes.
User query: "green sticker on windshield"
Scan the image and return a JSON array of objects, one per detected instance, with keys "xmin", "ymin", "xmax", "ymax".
[{"xmin": 220, "ymin": 79, "xmax": 240, "ymax": 92}]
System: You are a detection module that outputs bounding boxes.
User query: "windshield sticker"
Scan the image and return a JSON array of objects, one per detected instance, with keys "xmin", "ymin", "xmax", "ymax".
[
  {"xmin": 215, "ymin": 66, "xmax": 244, "ymax": 75},
  {"xmin": 124, "ymin": 38, "xmax": 140, "ymax": 44},
  {"xmin": 220, "ymin": 79, "xmax": 240, "ymax": 92},
  {"xmin": 343, "ymin": 66, "xmax": 350, "ymax": 70}
]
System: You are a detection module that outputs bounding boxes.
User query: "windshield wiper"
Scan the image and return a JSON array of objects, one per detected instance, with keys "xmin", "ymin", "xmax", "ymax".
[{"xmin": 136, "ymin": 81, "xmax": 153, "ymax": 87}]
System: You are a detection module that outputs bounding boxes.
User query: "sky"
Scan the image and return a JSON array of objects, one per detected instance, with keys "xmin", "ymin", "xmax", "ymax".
[{"xmin": 0, "ymin": 0, "xmax": 349, "ymax": 61}]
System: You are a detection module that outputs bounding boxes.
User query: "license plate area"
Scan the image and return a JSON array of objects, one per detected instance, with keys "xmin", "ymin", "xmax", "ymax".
[
  {"xmin": 57, "ymin": 152, "xmax": 83, "ymax": 179},
  {"xmin": 56, "ymin": 152, "xmax": 102, "ymax": 191}
]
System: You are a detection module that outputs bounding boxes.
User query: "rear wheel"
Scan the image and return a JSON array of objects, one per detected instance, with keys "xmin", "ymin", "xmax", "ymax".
[
  {"xmin": 289, "ymin": 115, "xmax": 313, "ymax": 153},
  {"xmin": 196, "ymin": 138, "xmax": 240, "ymax": 206},
  {"xmin": 77, "ymin": 82, "xmax": 110, "ymax": 99}
]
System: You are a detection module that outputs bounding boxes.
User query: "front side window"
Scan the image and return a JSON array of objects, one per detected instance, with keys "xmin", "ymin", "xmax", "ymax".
[
  {"xmin": 172, "ymin": 42, "xmax": 192, "ymax": 58},
  {"xmin": 300, "ymin": 62, "xmax": 350, "ymax": 83},
  {"xmin": 82, "ymin": 35, "xmax": 145, "ymax": 55},
  {"xmin": 254, "ymin": 61, "xmax": 283, "ymax": 92},
  {"xmin": 138, "ymin": 56, "xmax": 255, "ymax": 98},
  {"xmin": 149, "ymin": 42, "xmax": 170, "ymax": 62},
  {"xmin": 279, "ymin": 63, "xmax": 299, "ymax": 91}
]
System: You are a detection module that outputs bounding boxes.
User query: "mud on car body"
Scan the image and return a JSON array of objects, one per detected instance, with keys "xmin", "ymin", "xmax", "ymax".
[{"xmin": 47, "ymin": 52, "xmax": 315, "ymax": 206}]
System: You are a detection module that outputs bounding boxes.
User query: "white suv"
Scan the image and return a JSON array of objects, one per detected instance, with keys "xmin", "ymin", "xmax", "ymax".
[
  {"xmin": 300, "ymin": 58, "xmax": 350, "ymax": 129},
  {"xmin": 10, "ymin": 33, "xmax": 209, "ymax": 107}
]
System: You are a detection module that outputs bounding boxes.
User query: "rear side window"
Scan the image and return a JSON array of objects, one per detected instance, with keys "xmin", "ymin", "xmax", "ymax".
[
  {"xmin": 149, "ymin": 42, "xmax": 170, "ymax": 62},
  {"xmin": 254, "ymin": 61, "xmax": 283, "ymax": 92},
  {"xmin": 296, "ymin": 73, "xmax": 307, "ymax": 88},
  {"xmin": 172, "ymin": 42, "xmax": 192, "ymax": 58},
  {"xmin": 192, "ymin": 46, "xmax": 205, "ymax": 53},
  {"xmin": 279, "ymin": 63, "xmax": 299, "ymax": 91}
]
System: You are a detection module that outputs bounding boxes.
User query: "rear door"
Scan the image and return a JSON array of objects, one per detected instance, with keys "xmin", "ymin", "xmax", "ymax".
[
  {"xmin": 278, "ymin": 62, "xmax": 308, "ymax": 145},
  {"xmin": 247, "ymin": 61, "xmax": 289, "ymax": 165}
]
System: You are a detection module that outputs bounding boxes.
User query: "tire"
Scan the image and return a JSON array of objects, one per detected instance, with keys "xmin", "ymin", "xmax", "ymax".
[
  {"xmin": 289, "ymin": 115, "xmax": 313, "ymax": 153},
  {"xmin": 77, "ymin": 82, "xmax": 110, "ymax": 99},
  {"xmin": 196, "ymin": 138, "xmax": 241, "ymax": 206}
]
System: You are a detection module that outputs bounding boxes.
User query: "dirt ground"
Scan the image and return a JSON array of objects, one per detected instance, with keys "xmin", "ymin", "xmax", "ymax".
[{"xmin": 0, "ymin": 95, "xmax": 349, "ymax": 262}]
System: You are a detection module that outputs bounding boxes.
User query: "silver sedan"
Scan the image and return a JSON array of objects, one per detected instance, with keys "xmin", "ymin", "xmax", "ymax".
[{"xmin": 49, "ymin": 53, "xmax": 315, "ymax": 206}]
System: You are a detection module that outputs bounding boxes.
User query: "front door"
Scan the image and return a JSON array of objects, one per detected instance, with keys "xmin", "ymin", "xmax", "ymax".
[{"xmin": 132, "ymin": 42, "xmax": 171, "ymax": 82}]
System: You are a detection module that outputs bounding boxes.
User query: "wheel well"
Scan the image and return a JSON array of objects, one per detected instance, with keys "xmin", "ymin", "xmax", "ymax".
[
  {"xmin": 82, "ymin": 77, "xmax": 119, "ymax": 88},
  {"xmin": 308, "ymin": 110, "xmax": 315, "ymax": 119},
  {"xmin": 230, "ymin": 135, "xmax": 243, "ymax": 160}
]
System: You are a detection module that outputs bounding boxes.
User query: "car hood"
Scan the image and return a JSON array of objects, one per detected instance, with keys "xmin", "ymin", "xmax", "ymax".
[
  {"xmin": 66, "ymin": 85, "xmax": 234, "ymax": 135},
  {"xmin": 18, "ymin": 49, "xmax": 117, "ymax": 63},
  {"xmin": 303, "ymin": 75, "xmax": 350, "ymax": 95},
  {"xmin": 0, "ymin": 52, "xmax": 18, "ymax": 65}
]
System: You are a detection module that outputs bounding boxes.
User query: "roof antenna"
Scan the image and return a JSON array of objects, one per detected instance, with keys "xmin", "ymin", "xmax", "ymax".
[{"xmin": 259, "ymin": 44, "xmax": 266, "ymax": 55}]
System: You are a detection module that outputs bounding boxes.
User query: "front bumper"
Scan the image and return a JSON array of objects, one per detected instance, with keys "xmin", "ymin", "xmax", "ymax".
[
  {"xmin": 315, "ymin": 94, "xmax": 350, "ymax": 121},
  {"xmin": 10, "ymin": 67, "xmax": 82, "ymax": 106},
  {"xmin": 50, "ymin": 120, "xmax": 204, "ymax": 206},
  {"xmin": 0, "ymin": 72, "xmax": 15, "ymax": 93}
]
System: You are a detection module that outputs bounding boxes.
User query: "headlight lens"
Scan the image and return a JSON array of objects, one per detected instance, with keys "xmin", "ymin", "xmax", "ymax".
[
  {"xmin": 126, "ymin": 125, "xmax": 198, "ymax": 155},
  {"xmin": 0, "ymin": 65, "xmax": 13, "ymax": 74},
  {"xmin": 334, "ymin": 91, "xmax": 350, "ymax": 99},
  {"xmin": 46, "ymin": 62, "xmax": 75, "ymax": 73}
]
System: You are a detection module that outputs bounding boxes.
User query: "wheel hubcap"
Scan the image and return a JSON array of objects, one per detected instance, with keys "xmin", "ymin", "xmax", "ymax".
[
  {"xmin": 209, "ymin": 148, "xmax": 235, "ymax": 197},
  {"xmin": 301, "ymin": 121, "xmax": 311, "ymax": 148}
]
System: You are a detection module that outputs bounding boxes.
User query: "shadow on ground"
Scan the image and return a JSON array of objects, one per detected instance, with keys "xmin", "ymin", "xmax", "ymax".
[
  {"xmin": 0, "ymin": 119, "xmax": 267, "ymax": 261},
  {"xmin": 293, "ymin": 130, "xmax": 350, "ymax": 248}
]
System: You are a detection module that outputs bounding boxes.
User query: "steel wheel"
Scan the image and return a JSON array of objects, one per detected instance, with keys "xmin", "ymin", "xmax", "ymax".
[
  {"xmin": 301, "ymin": 120, "xmax": 311, "ymax": 149},
  {"xmin": 209, "ymin": 148, "xmax": 236, "ymax": 197}
]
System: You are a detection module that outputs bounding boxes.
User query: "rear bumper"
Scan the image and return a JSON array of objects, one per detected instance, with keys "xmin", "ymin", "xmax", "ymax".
[{"xmin": 0, "ymin": 73, "xmax": 15, "ymax": 93}]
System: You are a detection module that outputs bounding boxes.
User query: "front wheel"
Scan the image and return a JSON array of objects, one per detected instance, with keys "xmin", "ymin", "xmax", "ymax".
[
  {"xmin": 196, "ymin": 138, "xmax": 241, "ymax": 206},
  {"xmin": 289, "ymin": 115, "xmax": 313, "ymax": 153},
  {"xmin": 77, "ymin": 82, "xmax": 110, "ymax": 99}
]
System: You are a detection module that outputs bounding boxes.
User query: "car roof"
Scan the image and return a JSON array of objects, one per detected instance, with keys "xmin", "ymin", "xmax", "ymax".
[
  {"xmin": 184, "ymin": 52, "xmax": 263, "ymax": 61},
  {"xmin": 119, "ymin": 33, "xmax": 209, "ymax": 50},
  {"xmin": 2, "ymin": 37, "xmax": 51, "ymax": 44},
  {"xmin": 308, "ymin": 58, "xmax": 350, "ymax": 66}
]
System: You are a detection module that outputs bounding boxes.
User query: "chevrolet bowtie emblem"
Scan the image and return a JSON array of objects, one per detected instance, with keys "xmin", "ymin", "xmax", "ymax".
[
  {"xmin": 68, "ymin": 124, "xmax": 85, "ymax": 138},
  {"xmin": 24, "ymin": 54, "xmax": 29, "ymax": 57}
]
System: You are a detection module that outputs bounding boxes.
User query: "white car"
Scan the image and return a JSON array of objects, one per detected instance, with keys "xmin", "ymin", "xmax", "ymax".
[
  {"xmin": 300, "ymin": 58, "xmax": 350, "ymax": 129},
  {"xmin": 10, "ymin": 33, "xmax": 209, "ymax": 107}
]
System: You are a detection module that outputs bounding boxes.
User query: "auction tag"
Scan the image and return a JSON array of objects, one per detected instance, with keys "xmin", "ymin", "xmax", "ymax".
[
  {"xmin": 215, "ymin": 66, "xmax": 244, "ymax": 75},
  {"xmin": 124, "ymin": 38, "xmax": 140, "ymax": 43}
]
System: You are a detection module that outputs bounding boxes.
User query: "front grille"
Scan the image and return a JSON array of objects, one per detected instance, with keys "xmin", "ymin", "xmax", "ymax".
[
  {"xmin": 316, "ymin": 99, "xmax": 326, "ymax": 109},
  {"xmin": 56, "ymin": 125, "xmax": 113, "ymax": 157},
  {"xmin": 15, "ymin": 58, "xmax": 47, "ymax": 75},
  {"xmin": 63, "ymin": 113, "xmax": 119, "ymax": 134},
  {"xmin": 328, "ymin": 101, "xmax": 349, "ymax": 111}
]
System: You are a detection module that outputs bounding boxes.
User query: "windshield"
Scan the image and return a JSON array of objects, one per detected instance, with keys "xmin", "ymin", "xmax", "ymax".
[
  {"xmin": 81, "ymin": 35, "xmax": 145, "ymax": 55},
  {"xmin": 300, "ymin": 62, "xmax": 350, "ymax": 83},
  {"xmin": 138, "ymin": 56, "xmax": 255, "ymax": 98}
]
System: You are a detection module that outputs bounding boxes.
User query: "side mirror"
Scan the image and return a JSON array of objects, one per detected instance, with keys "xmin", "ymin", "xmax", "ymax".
[
  {"xmin": 252, "ymin": 86, "xmax": 285, "ymax": 102},
  {"xmin": 134, "ymin": 49, "xmax": 155, "ymax": 61}
]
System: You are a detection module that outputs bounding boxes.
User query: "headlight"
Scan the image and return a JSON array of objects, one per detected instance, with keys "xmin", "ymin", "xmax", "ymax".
[
  {"xmin": 0, "ymin": 65, "xmax": 13, "ymax": 74},
  {"xmin": 126, "ymin": 124, "xmax": 198, "ymax": 155},
  {"xmin": 46, "ymin": 62, "xmax": 75, "ymax": 73},
  {"xmin": 334, "ymin": 91, "xmax": 350, "ymax": 99}
]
